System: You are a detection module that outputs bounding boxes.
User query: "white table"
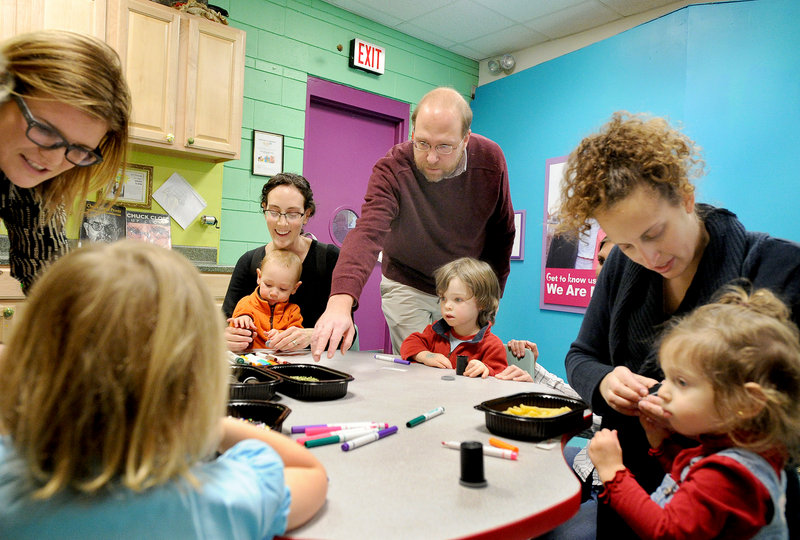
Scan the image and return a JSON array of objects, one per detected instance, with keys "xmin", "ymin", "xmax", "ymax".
[{"xmin": 272, "ymin": 351, "xmax": 584, "ymax": 540}]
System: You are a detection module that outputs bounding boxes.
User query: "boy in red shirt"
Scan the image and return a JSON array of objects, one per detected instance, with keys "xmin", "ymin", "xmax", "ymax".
[{"xmin": 401, "ymin": 257, "xmax": 507, "ymax": 377}]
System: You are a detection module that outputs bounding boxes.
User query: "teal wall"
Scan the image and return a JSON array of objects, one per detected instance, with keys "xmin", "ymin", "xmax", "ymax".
[
  {"xmin": 471, "ymin": 0, "xmax": 800, "ymax": 379},
  {"xmin": 216, "ymin": 0, "xmax": 478, "ymax": 264}
]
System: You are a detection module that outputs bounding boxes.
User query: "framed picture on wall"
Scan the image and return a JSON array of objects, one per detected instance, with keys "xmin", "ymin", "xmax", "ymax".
[
  {"xmin": 252, "ymin": 130, "xmax": 284, "ymax": 177},
  {"xmin": 102, "ymin": 163, "xmax": 153, "ymax": 209},
  {"xmin": 511, "ymin": 210, "xmax": 525, "ymax": 260}
]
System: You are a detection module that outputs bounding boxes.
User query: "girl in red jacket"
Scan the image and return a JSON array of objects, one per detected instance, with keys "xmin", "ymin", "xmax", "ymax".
[{"xmin": 588, "ymin": 286, "xmax": 800, "ymax": 539}]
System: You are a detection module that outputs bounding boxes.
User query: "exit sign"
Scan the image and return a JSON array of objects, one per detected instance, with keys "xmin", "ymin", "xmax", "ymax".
[{"xmin": 349, "ymin": 38, "xmax": 385, "ymax": 75}]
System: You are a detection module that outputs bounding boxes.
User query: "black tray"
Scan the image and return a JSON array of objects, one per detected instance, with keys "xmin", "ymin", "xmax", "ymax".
[
  {"xmin": 266, "ymin": 363, "xmax": 354, "ymax": 401},
  {"xmin": 474, "ymin": 392, "xmax": 591, "ymax": 442},
  {"xmin": 227, "ymin": 400, "xmax": 291, "ymax": 431},
  {"xmin": 229, "ymin": 365, "xmax": 281, "ymax": 401}
]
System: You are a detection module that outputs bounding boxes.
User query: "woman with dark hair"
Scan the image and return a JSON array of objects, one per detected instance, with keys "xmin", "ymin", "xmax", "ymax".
[{"xmin": 223, "ymin": 173, "xmax": 339, "ymax": 352}]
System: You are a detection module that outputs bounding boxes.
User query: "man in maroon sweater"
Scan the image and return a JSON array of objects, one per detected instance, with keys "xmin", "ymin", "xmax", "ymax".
[{"xmin": 312, "ymin": 87, "xmax": 515, "ymax": 359}]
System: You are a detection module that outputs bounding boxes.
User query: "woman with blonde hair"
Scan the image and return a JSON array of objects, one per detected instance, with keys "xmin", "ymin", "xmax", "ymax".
[
  {"xmin": 0, "ymin": 30, "xmax": 130, "ymax": 291},
  {"xmin": 0, "ymin": 241, "xmax": 327, "ymax": 537}
]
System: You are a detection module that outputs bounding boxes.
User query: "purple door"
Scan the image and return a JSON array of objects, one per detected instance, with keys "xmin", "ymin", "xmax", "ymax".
[{"xmin": 302, "ymin": 77, "xmax": 409, "ymax": 351}]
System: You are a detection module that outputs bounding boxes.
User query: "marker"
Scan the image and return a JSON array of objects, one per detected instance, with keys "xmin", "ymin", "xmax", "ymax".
[
  {"xmin": 374, "ymin": 353, "xmax": 411, "ymax": 365},
  {"xmin": 305, "ymin": 427, "xmax": 381, "ymax": 448},
  {"xmin": 442, "ymin": 441, "xmax": 518, "ymax": 460},
  {"xmin": 341, "ymin": 425, "xmax": 398, "ymax": 451},
  {"xmin": 406, "ymin": 406, "xmax": 445, "ymax": 427},
  {"xmin": 489, "ymin": 437, "xmax": 519, "ymax": 453},
  {"xmin": 296, "ymin": 425, "xmax": 385, "ymax": 445},
  {"xmin": 291, "ymin": 421, "xmax": 387, "ymax": 434},
  {"xmin": 649, "ymin": 382, "xmax": 662, "ymax": 395},
  {"xmin": 304, "ymin": 422, "xmax": 389, "ymax": 437}
]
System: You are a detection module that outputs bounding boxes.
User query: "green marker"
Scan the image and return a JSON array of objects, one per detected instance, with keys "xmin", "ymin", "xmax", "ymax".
[
  {"xmin": 304, "ymin": 427, "xmax": 379, "ymax": 447},
  {"xmin": 406, "ymin": 406, "xmax": 445, "ymax": 428}
]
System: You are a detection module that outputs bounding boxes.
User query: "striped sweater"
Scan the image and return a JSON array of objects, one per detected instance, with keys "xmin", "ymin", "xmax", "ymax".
[{"xmin": 0, "ymin": 171, "xmax": 69, "ymax": 293}]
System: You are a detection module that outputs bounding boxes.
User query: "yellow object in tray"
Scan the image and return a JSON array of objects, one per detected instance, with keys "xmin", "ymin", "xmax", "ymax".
[{"xmin": 503, "ymin": 404, "xmax": 572, "ymax": 418}]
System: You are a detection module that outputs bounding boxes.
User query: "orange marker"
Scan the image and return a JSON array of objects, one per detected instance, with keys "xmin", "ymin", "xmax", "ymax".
[{"xmin": 489, "ymin": 437, "xmax": 519, "ymax": 453}]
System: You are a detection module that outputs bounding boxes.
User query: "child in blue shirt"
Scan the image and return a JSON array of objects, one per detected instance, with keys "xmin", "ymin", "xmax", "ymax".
[{"xmin": 0, "ymin": 241, "xmax": 327, "ymax": 539}]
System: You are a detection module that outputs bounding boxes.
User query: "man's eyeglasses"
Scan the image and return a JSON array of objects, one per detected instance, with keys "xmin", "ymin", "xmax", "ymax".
[
  {"xmin": 264, "ymin": 209, "xmax": 304, "ymax": 222},
  {"xmin": 12, "ymin": 94, "xmax": 104, "ymax": 167},
  {"xmin": 411, "ymin": 135, "xmax": 462, "ymax": 155}
]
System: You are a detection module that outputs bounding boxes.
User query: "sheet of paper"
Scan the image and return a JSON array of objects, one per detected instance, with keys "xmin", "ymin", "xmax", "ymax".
[{"xmin": 152, "ymin": 172, "xmax": 207, "ymax": 229}]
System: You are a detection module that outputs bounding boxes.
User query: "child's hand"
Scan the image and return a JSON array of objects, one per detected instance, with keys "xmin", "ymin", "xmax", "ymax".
[
  {"xmin": 464, "ymin": 359, "xmax": 490, "ymax": 378},
  {"xmin": 638, "ymin": 403, "xmax": 672, "ymax": 449},
  {"xmin": 588, "ymin": 429, "xmax": 626, "ymax": 483},
  {"xmin": 415, "ymin": 351, "xmax": 451, "ymax": 369},
  {"xmin": 506, "ymin": 339, "xmax": 539, "ymax": 360},
  {"xmin": 230, "ymin": 315, "xmax": 256, "ymax": 330}
]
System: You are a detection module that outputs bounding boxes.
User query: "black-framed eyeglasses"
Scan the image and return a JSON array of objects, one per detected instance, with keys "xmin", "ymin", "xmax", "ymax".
[
  {"xmin": 263, "ymin": 209, "xmax": 304, "ymax": 222},
  {"xmin": 411, "ymin": 133, "xmax": 463, "ymax": 155},
  {"xmin": 12, "ymin": 94, "xmax": 104, "ymax": 167}
]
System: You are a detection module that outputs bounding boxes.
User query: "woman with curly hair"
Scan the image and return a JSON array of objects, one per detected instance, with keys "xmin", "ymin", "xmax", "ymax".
[{"xmin": 548, "ymin": 112, "xmax": 800, "ymax": 538}]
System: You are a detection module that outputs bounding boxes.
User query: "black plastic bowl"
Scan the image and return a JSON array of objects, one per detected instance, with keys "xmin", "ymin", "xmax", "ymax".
[
  {"xmin": 266, "ymin": 363, "xmax": 354, "ymax": 401},
  {"xmin": 474, "ymin": 392, "xmax": 591, "ymax": 442},
  {"xmin": 229, "ymin": 365, "xmax": 280, "ymax": 401},
  {"xmin": 227, "ymin": 400, "xmax": 291, "ymax": 431}
]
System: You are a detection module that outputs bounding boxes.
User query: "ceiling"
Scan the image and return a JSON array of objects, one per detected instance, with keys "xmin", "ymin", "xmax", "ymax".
[{"xmin": 324, "ymin": 0, "xmax": 687, "ymax": 62}]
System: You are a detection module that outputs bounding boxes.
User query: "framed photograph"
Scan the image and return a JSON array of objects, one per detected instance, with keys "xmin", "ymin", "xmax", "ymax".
[
  {"xmin": 511, "ymin": 210, "xmax": 526, "ymax": 260},
  {"xmin": 252, "ymin": 130, "xmax": 284, "ymax": 177},
  {"xmin": 103, "ymin": 163, "xmax": 153, "ymax": 209}
]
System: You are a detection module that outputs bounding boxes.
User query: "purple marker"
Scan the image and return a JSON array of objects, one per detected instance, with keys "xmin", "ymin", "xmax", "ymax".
[
  {"xmin": 341, "ymin": 425, "xmax": 398, "ymax": 451},
  {"xmin": 374, "ymin": 354, "xmax": 411, "ymax": 365},
  {"xmin": 291, "ymin": 424, "xmax": 327, "ymax": 434}
]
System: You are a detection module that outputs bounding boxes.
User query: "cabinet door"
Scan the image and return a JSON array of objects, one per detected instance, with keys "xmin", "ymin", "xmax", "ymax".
[
  {"xmin": 119, "ymin": 0, "xmax": 180, "ymax": 146},
  {"xmin": 1, "ymin": 0, "xmax": 106, "ymax": 41},
  {"xmin": 181, "ymin": 17, "xmax": 244, "ymax": 157}
]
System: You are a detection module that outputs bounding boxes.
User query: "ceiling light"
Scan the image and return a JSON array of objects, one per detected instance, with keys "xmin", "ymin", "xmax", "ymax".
[
  {"xmin": 500, "ymin": 54, "xmax": 516, "ymax": 72},
  {"xmin": 487, "ymin": 54, "xmax": 516, "ymax": 76}
]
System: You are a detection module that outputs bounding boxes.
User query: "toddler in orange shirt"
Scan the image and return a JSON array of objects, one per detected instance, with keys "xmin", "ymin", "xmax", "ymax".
[{"xmin": 230, "ymin": 249, "xmax": 303, "ymax": 349}]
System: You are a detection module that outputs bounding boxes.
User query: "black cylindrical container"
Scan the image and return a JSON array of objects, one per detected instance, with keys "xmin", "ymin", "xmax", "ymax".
[
  {"xmin": 456, "ymin": 355, "xmax": 468, "ymax": 376},
  {"xmin": 459, "ymin": 441, "xmax": 487, "ymax": 488}
]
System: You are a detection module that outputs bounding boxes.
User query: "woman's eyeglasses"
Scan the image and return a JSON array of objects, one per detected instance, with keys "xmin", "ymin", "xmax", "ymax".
[
  {"xmin": 264, "ymin": 209, "xmax": 304, "ymax": 222},
  {"xmin": 12, "ymin": 95, "xmax": 103, "ymax": 167}
]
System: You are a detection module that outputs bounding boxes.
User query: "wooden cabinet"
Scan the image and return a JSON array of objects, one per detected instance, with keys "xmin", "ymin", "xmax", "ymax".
[
  {"xmin": 0, "ymin": 266, "xmax": 25, "ymax": 343},
  {"xmin": 1, "ymin": 0, "xmax": 106, "ymax": 41},
  {"xmin": 0, "ymin": 267, "xmax": 229, "ymax": 341},
  {"xmin": 108, "ymin": 0, "xmax": 245, "ymax": 161}
]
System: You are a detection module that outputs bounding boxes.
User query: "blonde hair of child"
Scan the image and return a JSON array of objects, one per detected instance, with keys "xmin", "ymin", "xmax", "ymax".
[
  {"xmin": 659, "ymin": 286, "xmax": 800, "ymax": 461},
  {"xmin": 434, "ymin": 257, "xmax": 500, "ymax": 328},
  {"xmin": 0, "ymin": 241, "xmax": 228, "ymax": 498},
  {"xmin": 2, "ymin": 30, "xmax": 131, "ymax": 220},
  {"xmin": 261, "ymin": 248, "xmax": 303, "ymax": 283}
]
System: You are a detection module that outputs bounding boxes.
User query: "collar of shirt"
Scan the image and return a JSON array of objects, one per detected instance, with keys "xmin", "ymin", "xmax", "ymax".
[{"xmin": 442, "ymin": 142, "xmax": 468, "ymax": 179}]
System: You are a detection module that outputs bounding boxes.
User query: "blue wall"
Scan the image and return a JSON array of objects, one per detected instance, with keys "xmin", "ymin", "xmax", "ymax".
[{"xmin": 472, "ymin": 0, "xmax": 800, "ymax": 379}]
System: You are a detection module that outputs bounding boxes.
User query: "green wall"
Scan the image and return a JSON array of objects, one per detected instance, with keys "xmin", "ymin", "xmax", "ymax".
[{"xmin": 215, "ymin": 0, "xmax": 479, "ymax": 265}]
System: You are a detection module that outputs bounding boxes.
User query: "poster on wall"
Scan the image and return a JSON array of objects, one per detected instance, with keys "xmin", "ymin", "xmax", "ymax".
[{"xmin": 540, "ymin": 156, "xmax": 602, "ymax": 313}]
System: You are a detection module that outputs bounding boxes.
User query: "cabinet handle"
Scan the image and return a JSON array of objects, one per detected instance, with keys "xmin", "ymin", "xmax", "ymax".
[
  {"xmin": 166, "ymin": 133, "xmax": 175, "ymax": 143},
  {"xmin": 187, "ymin": 137, "xmax": 195, "ymax": 145}
]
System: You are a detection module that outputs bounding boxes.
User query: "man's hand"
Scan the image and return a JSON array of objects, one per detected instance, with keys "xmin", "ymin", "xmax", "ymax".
[{"xmin": 311, "ymin": 294, "xmax": 355, "ymax": 361}]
